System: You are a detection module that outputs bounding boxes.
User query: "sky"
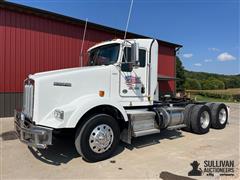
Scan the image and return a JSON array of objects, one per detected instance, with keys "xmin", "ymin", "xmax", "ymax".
[{"xmin": 9, "ymin": 0, "xmax": 239, "ymax": 75}]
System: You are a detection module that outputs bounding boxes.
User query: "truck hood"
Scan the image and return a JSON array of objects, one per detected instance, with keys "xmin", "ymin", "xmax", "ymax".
[
  {"xmin": 29, "ymin": 66, "xmax": 110, "ymax": 80},
  {"xmin": 31, "ymin": 65, "xmax": 114, "ymax": 124}
]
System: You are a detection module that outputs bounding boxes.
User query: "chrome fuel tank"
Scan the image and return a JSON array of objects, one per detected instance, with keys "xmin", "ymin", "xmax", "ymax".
[{"xmin": 157, "ymin": 106, "xmax": 185, "ymax": 128}]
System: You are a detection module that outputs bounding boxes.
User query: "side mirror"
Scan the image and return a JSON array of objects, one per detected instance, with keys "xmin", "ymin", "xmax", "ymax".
[
  {"xmin": 121, "ymin": 63, "xmax": 133, "ymax": 72},
  {"xmin": 131, "ymin": 42, "xmax": 139, "ymax": 66},
  {"xmin": 121, "ymin": 41, "xmax": 139, "ymax": 72}
]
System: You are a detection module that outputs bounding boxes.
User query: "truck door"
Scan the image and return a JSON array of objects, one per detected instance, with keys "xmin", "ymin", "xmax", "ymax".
[{"xmin": 120, "ymin": 47, "xmax": 148, "ymax": 97}]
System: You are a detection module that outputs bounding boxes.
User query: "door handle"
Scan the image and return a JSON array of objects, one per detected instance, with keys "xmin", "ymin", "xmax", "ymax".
[{"xmin": 141, "ymin": 86, "xmax": 145, "ymax": 94}]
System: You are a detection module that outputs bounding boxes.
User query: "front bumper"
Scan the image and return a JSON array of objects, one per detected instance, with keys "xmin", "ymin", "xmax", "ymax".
[{"xmin": 14, "ymin": 110, "xmax": 53, "ymax": 149}]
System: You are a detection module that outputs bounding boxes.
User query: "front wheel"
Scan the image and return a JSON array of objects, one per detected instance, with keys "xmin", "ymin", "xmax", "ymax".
[{"xmin": 75, "ymin": 114, "xmax": 120, "ymax": 162}]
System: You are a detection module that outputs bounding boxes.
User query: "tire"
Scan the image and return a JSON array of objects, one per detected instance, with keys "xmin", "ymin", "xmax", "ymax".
[
  {"xmin": 182, "ymin": 104, "xmax": 195, "ymax": 132},
  {"xmin": 210, "ymin": 103, "xmax": 228, "ymax": 129},
  {"xmin": 75, "ymin": 114, "xmax": 120, "ymax": 162},
  {"xmin": 205, "ymin": 102, "xmax": 215, "ymax": 110},
  {"xmin": 190, "ymin": 105, "xmax": 211, "ymax": 134}
]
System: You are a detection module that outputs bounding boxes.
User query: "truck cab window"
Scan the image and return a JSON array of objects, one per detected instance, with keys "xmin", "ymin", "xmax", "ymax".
[
  {"xmin": 88, "ymin": 43, "xmax": 120, "ymax": 66},
  {"xmin": 122, "ymin": 47, "xmax": 146, "ymax": 67}
]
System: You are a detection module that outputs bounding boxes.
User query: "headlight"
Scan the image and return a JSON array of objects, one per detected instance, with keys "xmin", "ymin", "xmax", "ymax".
[{"xmin": 23, "ymin": 78, "xmax": 34, "ymax": 119}]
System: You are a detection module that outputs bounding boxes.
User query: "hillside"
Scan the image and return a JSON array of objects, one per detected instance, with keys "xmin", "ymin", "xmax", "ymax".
[
  {"xmin": 185, "ymin": 70, "xmax": 240, "ymax": 81},
  {"xmin": 184, "ymin": 70, "xmax": 240, "ymax": 89}
]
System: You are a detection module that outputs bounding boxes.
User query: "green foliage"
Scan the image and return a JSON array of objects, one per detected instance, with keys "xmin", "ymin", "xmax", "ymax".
[
  {"xmin": 185, "ymin": 70, "xmax": 240, "ymax": 90},
  {"xmin": 202, "ymin": 78, "xmax": 225, "ymax": 90},
  {"xmin": 198, "ymin": 92, "xmax": 233, "ymax": 101},
  {"xmin": 197, "ymin": 92, "xmax": 240, "ymax": 102},
  {"xmin": 224, "ymin": 77, "xmax": 240, "ymax": 88},
  {"xmin": 194, "ymin": 95, "xmax": 234, "ymax": 103},
  {"xmin": 233, "ymin": 94, "xmax": 240, "ymax": 102},
  {"xmin": 174, "ymin": 57, "xmax": 239, "ymax": 91},
  {"xmin": 185, "ymin": 78, "xmax": 202, "ymax": 90},
  {"xmin": 176, "ymin": 56, "xmax": 186, "ymax": 91},
  {"xmin": 186, "ymin": 88, "xmax": 240, "ymax": 102}
]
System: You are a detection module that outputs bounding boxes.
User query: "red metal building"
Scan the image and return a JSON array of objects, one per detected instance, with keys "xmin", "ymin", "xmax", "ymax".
[{"xmin": 0, "ymin": 1, "xmax": 182, "ymax": 117}]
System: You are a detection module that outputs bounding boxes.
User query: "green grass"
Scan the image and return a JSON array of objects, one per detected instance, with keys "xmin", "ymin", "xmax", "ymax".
[
  {"xmin": 193, "ymin": 95, "xmax": 236, "ymax": 103},
  {"xmin": 186, "ymin": 88, "xmax": 240, "ymax": 95},
  {"xmin": 186, "ymin": 88, "xmax": 240, "ymax": 102}
]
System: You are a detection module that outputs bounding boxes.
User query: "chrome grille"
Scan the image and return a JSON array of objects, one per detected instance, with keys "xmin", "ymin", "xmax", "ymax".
[{"xmin": 23, "ymin": 83, "xmax": 34, "ymax": 118}]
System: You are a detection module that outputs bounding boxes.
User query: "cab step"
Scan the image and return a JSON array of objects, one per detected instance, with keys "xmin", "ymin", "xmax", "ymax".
[
  {"xmin": 167, "ymin": 124, "xmax": 186, "ymax": 130},
  {"xmin": 133, "ymin": 128, "xmax": 160, "ymax": 137}
]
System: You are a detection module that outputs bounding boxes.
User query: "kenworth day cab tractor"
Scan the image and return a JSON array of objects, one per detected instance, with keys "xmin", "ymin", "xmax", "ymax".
[{"xmin": 15, "ymin": 39, "xmax": 229, "ymax": 162}]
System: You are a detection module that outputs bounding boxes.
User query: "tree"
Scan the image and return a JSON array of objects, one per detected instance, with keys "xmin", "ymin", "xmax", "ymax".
[
  {"xmin": 185, "ymin": 78, "xmax": 202, "ymax": 90},
  {"xmin": 184, "ymin": 70, "xmax": 240, "ymax": 89},
  {"xmin": 202, "ymin": 78, "xmax": 225, "ymax": 90},
  {"xmin": 176, "ymin": 56, "xmax": 186, "ymax": 91},
  {"xmin": 224, "ymin": 77, "xmax": 240, "ymax": 89}
]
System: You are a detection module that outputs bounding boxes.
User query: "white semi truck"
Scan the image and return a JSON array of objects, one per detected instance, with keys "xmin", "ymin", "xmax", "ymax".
[{"xmin": 14, "ymin": 39, "xmax": 229, "ymax": 162}]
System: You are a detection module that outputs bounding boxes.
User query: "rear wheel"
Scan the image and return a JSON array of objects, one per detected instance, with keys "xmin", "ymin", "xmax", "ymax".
[
  {"xmin": 182, "ymin": 104, "xmax": 195, "ymax": 132},
  {"xmin": 75, "ymin": 114, "xmax": 120, "ymax": 162},
  {"xmin": 210, "ymin": 103, "xmax": 228, "ymax": 129},
  {"xmin": 190, "ymin": 105, "xmax": 211, "ymax": 134}
]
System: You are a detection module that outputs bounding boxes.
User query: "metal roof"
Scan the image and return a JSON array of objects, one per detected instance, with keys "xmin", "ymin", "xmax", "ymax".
[{"xmin": 0, "ymin": 1, "xmax": 182, "ymax": 48}]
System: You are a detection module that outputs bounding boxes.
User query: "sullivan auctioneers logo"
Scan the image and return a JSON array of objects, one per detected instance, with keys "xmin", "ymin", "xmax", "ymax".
[{"xmin": 188, "ymin": 160, "xmax": 234, "ymax": 177}]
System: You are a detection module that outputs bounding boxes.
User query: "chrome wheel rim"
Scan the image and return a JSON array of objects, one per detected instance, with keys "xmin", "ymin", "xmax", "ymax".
[
  {"xmin": 200, "ymin": 111, "xmax": 210, "ymax": 129},
  {"xmin": 219, "ymin": 108, "xmax": 227, "ymax": 124},
  {"xmin": 89, "ymin": 124, "xmax": 114, "ymax": 153}
]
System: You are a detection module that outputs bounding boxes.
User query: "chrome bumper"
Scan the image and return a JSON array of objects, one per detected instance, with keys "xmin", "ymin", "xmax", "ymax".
[{"xmin": 14, "ymin": 110, "xmax": 53, "ymax": 149}]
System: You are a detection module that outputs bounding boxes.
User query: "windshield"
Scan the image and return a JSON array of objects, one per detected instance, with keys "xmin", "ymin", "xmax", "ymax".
[{"xmin": 88, "ymin": 43, "xmax": 120, "ymax": 66}]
